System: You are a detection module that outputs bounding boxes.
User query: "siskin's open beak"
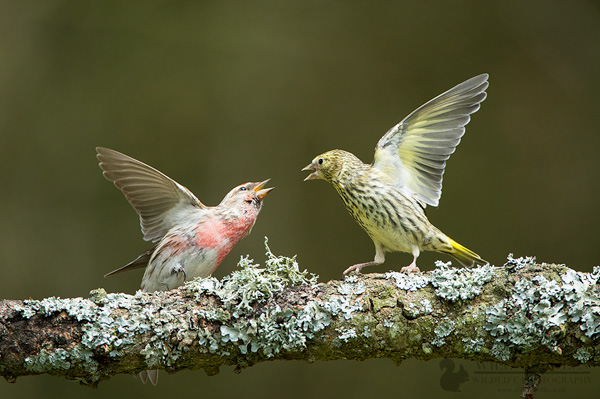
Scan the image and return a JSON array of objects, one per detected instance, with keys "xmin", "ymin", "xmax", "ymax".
[
  {"xmin": 253, "ymin": 179, "xmax": 274, "ymax": 199},
  {"xmin": 302, "ymin": 162, "xmax": 320, "ymax": 181}
]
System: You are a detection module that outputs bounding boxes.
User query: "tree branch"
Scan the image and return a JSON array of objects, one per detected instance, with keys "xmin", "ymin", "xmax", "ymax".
[{"xmin": 1, "ymin": 244, "xmax": 599, "ymax": 399}]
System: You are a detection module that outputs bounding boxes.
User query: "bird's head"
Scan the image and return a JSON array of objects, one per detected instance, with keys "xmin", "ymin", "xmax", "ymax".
[
  {"xmin": 221, "ymin": 179, "xmax": 274, "ymax": 212},
  {"xmin": 302, "ymin": 150, "xmax": 365, "ymax": 184}
]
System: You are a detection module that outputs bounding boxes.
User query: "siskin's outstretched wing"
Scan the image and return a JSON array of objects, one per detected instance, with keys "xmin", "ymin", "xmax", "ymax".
[
  {"xmin": 373, "ymin": 74, "xmax": 488, "ymax": 207},
  {"xmin": 97, "ymin": 147, "xmax": 205, "ymax": 242}
]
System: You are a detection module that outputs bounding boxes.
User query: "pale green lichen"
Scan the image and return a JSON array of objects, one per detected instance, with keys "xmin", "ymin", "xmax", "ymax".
[
  {"xmin": 15, "ymin": 244, "xmax": 600, "ymax": 382},
  {"xmin": 504, "ymin": 253, "xmax": 538, "ymax": 269},
  {"xmin": 262, "ymin": 238, "xmax": 319, "ymax": 286},
  {"xmin": 421, "ymin": 342, "xmax": 433, "ymax": 355},
  {"xmin": 16, "ymin": 294, "xmax": 111, "ymax": 378},
  {"xmin": 16, "ymin": 296, "xmax": 98, "ymax": 321},
  {"xmin": 336, "ymin": 327, "xmax": 357, "ymax": 343},
  {"xmin": 430, "ymin": 262, "xmax": 496, "ymax": 302},
  {"xmin": 491, "ymin": 342, "xmax": 511, "ymax": 361},
  {"xmin": 253, "ymin": 309, "xmax": 308, "ymax": 356},
  {"xmin": 420, "ymin": 299, "xmax": 433, "ymax": 313},
  {"xmin": 215, "ymin": 237, "xmax": 318, "ymax": 311},
  {"xmin": 25, "ymin": 349, "xmax": 71, "ymax": 372},
  {"xmin": 159, "ymin": 239, "xmax": 326, "ymax": 360},
  {"xmin": 403, "ymin": 297, "xmax": 433, "ymax": 318},
  {"xmin": 462, "ymin": 338, "xmax": 485, "ymax": 353},
  {"xmin": 432, "ymin": 319, "xmax": 455, "ymax": 347},
  {"xmin": 385, "ymin": 271, "xmax": 428, "ymax": 291},
  {"xmin": 213, "ymin": 301, "xmax": 332, "ymax": 358},
  {"xmin": 16, "ymin": 238, "xmax": 330, "ymax": 381},
  {"xmin": 383, "ymin": 319, "xmax": 395, "ymax": 328},
  {"xmin": 24, "ymin": 347, "xmax": 97, "ymax": 375},
  {"xmin": 434, "ymin": 319, "xmax": 455, "ymax": 337},
  {"xmin": 296, "ymin": 300, "xmax": 332, "ymax": 333},
  {"xmin": 362, "ymin": 325, "xmax": 372, "ymax": 338},
  {"xmin": 196, "ymin": 328, "xmax": 221, "ymax": 353},
  {"xmin": 319, "ymin": 277, "xmax": 365, "ymax": 322},
  {"xmin": 338, "ymin": 281, "xmax": 366, "ymax": 296},
  {"xmin": 562, "ymin": 267, "xmax": 600, "ymax": 338},
  {"xmin": 321, "ymin": 295, "xmax": 363, "ymax": 320},
  {"xmin": 158, "ymin": 238, "xmax": 332, "ymax": 360},
  {"xmin": 484, "ymin": 263, "xmax": 600, "ymax": 359},
  {"xmin": 574, "ymin": 347, "xmax": 593, "ymax": 363},
  {"xmin": 13, "ymin": 302, "xmax": 38, "ymax": 319}
]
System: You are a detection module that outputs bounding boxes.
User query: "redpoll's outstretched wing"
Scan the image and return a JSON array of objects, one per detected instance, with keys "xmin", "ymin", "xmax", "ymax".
[
  {"xmin": 373, "ymin": 74, "xmax": 488, "ymax": 207},
  {"xmin": 97, "ymin": 147, "xmax": 205, "ymax": 242}
]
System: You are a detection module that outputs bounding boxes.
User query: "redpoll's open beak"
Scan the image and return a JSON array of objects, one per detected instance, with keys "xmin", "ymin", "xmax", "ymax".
[
  {"xmin": 302, "ymin": 163, "xmax": 320, "ymax": 181},
  {"xmin": 253, "ymin": 179, "xmax": 274, "ymax": 200}
]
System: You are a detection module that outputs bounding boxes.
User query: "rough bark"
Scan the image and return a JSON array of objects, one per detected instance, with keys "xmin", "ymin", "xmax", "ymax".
[{"xmin": 1, "ymin": 249, "xmax": 599, "ymax": 398}]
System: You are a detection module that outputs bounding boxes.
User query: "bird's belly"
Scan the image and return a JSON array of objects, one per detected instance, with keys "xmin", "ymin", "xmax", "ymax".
[
  {"xmin": 363, "ymin": 221, "xmax": 416, "ymax": 253},
  {"xmin": 348, "ymin": 200, "xmax": 431, "ymax": 254},
  {"xmin": 337, "ymin": 183, "xmax": 431, "ymax": 254},
  {"xmin": 182, "ymin": 247, "xmax": 221, "ymax": 279},
  {"xmin": 141, "ymin": 237, "xmax": 224, "ymax": 292}
]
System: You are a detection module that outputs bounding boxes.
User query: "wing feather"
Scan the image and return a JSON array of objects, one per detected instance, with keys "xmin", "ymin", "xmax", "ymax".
[
  {"xmin": 373, "ymin": 74, "xmax": 489, "ymax": 207},
  {"xmin": 96, "ymin": 147, "xmax": 205, "ymax": 242}
]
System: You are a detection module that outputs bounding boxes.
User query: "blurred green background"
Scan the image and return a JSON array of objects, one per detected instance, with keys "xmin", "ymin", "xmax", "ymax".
[{"xmin": 1, "ymin": 1, "xmax": 599, "ymax": 398}]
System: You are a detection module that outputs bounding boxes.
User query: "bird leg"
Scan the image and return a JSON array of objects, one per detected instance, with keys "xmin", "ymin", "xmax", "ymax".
[
  {"xmin": 400, "ymin": 246, "xmax": 421, "ymax": 273},
  {"xmin": 342, "ymin": 260, "xmax": 382, "ymax": 276},
  {"xmin": 342, "ymin": 243, "xmax": 385, "ymax": 276},
  {"xmin": 171, "ymin": 264, "xmax": 187, "ymax": 280}
]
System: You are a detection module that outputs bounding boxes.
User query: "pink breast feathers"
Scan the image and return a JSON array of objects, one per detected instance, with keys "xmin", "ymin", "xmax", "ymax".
[{"xmin": 194, "ymin": 215, "xmax": 257, "ymax": 268}]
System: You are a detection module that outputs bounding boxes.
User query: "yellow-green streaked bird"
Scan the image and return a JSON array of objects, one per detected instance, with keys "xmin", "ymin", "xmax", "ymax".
[{"xmin": 303, "ymin": 74, "xmax": 489, "ymax": 275}]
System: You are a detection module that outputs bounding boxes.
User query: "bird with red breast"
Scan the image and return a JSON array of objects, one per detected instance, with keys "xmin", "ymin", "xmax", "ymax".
[{"xmin": 97, "ymin": 147, "xmax": 273, "ymax": 384}]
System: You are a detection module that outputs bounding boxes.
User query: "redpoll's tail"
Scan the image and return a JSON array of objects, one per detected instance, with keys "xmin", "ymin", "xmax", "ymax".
[
  {"xmin": 139, "ymin": 369, "xmax": 159, "ymax": 385},
  {"xmin": 444, "ymin": 237, "xmax": 487, "ymax": 267},
  {"xmin": 104, "ymin": 248, "xmax": 154, "ymax": 277}
]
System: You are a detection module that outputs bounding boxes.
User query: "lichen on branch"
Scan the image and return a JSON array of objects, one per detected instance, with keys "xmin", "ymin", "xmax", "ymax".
[{"xmin": 1, "ymin": 239, "xmax": 599, "ymax": 395}]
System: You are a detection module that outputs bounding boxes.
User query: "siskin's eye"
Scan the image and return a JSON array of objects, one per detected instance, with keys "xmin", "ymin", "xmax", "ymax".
[
  {"xmin": 318, "ymin": 158, "xmax": 324, "ymax": 165},
  {"xmin": 240, "ymin": 186, "xmax": 247, "ymax": 191}
]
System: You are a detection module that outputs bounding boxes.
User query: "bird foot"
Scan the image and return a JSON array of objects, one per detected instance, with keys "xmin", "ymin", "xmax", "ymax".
[
  {"xmin": 400, "ymin": 264, "xmax": 421, "ymax": 274},
  {"xmin": 342, "ymin": 260, "xmax": 382, "ymax": 276},
  {"xmin": 342, "ymin": 264, "xmax": 364, "ymax": 276},
  {"xmin": 171, "ymin": 264, "xmax": 187, "ymax": 280}
]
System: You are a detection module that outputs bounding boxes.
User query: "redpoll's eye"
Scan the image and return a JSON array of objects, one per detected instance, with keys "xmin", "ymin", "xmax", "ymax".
[
  {"xmin": 318, "ymin": 158, "xmax": 324, "ymax": 165},
  {"xmin": 240, "ymin": 186, "xmax": 247, "ymax": 191}
]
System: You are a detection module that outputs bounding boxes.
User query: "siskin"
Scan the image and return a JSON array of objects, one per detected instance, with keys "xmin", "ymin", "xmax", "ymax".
[{"xmin": 303, "ymin": 74, "xmax": 489, "ymax": 275}]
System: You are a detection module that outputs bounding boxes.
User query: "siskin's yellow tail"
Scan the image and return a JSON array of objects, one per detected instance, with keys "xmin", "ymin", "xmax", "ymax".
[{"xmin": 445, "ymin": 237, "xmax": 488, "ymax": 267}]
